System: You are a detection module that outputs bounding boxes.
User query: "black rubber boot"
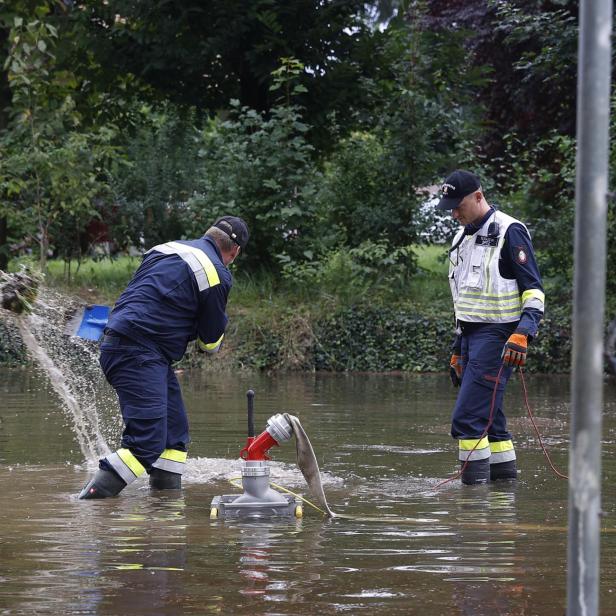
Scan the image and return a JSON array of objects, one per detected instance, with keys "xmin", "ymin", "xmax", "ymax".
[
  {"xmin": 461, "ymin": 458, "xmax": 490, "ymax": 485},
  {"xmin": 490, "ymin": 460, "xmax": 518, "ymax": 481},
  {"xmin": 79, "ymin": 468, "xmax": 126, "ymax": 499},
  {"xmin": 149, "ymin": 468, "xmax": 181, "ymax": 490}
]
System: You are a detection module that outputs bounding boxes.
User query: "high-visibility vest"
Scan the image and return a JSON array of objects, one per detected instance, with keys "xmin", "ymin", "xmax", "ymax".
[{"xmin": 449, "ymin": 210, "xmax": 542, "ymax": 323}]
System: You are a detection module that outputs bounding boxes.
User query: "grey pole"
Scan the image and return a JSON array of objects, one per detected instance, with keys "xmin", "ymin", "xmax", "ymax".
[{"xmin": 568, "ymin": 0, "xmax": 612, "ymax": 614}]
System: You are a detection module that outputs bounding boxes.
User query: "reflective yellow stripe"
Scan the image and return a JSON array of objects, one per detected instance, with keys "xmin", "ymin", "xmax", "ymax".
[
  {"xmin": 522, "ymin": 289, "xmax": 545, "ymax": 304},
  {"xmin": 198, "ymin": 333, "xmax": 224, "ymax": 352},
  {"xmin": 459, "ymin": 290, "xmax": 520, "ymax": 300},
  {"xmin": 161, "ymin": 242, "xmax": 220, "ymax": 287},
  {"xmin": 160, "ymin": 449, "xmax": 188, "ymax": 463},
  {"xmin": 457, "ymin": 305, "xmax": 522, "ymax": 314},
  {"xmin": 490, "ymin": 440, "xmax": 514, "ymax": 453},
  {"xmin": 190, "ymin": 249, "xmax": 220, "ymax": 287},
  {"xmin": 117, "ymin": 448, "xmax": 145, "ymax": 477},
  {"xmin": 459, "ymin": 437, "xmax": 489, "ymax": 451},
  {"xmin": 456, "ymin": 289, "xmax": 522, "ymax": 320}
]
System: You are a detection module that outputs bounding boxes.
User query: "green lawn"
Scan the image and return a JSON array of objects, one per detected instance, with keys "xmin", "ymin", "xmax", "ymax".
[{"xmin": 17, "ymin": 244, "xmax": 452, "ymax": 310}]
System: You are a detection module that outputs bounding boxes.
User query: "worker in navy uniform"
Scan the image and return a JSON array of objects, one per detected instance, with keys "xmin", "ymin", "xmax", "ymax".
[
  {"xmin": 79, "ymin": 216, "xmax": 249, "ymax": 499},
  {"xmin": 436, "ymin": 170, "xmax": 544, "ymax": 484}
]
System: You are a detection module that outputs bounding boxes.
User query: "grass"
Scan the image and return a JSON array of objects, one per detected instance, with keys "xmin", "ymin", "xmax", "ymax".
[
  {"xmin": 407, "ymin": 244, "xmax": 450, "ymax": 307},
  {"xmin": 44, "ymin": 256, "xmax": 141, "ymax": 304},
  {"xmin": 13, "ymin": 245, "xmax": 452, "ymax": 311}
]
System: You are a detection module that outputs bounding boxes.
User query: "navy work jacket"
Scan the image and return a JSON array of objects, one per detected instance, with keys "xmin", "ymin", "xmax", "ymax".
[{"xmin": 107, "ymin": 236, "xmax": 232, "ymax": 362}]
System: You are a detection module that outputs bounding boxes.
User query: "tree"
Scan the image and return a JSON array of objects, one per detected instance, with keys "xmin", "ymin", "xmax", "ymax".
[
  {"xmin": 1, "ymin": 13, "xmax": 118, "ymax": 271},
  {"xmin": 186, "ymin": 99, "xmax": 320, "ymax": 269},
  {"xmin": 60, "ymin": 0, "xmax": 382, "ymax": 149}
]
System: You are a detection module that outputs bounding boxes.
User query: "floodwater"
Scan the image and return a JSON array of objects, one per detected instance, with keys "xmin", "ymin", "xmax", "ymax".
[{"xmin": 2, "ymin": 365, "xmax": 616, "ymax": 615}]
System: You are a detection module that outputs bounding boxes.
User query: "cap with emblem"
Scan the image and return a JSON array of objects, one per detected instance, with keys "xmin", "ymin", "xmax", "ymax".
[
  {"xmin": 436, "ymin": 170, "xmax": 481, "ymax": 210},
  {"xmin": 213, "ymin": 216, "xmax": 249, "ymax": 249}
]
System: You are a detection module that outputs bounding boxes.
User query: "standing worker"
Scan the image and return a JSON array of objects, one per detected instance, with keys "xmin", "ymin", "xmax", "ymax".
[
  {"xmin": 436, "ymin": 170, "xmax": 544, "ymax": 484},
  {"xmin": 79, "ymin": 216, "xmax": 249, "ymax": 499}
]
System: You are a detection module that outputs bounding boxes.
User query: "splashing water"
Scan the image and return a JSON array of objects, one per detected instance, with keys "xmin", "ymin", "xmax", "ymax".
[
  {"xmin": 183, "ymin": 456, "xmax": 344, "ymax": 488},
  {"xmin": 4, "ymin": 285, "xmax": 120, "ymax": 464}
]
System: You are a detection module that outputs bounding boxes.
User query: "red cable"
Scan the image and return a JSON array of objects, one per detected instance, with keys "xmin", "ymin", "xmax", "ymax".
[
  {"xmin": 518, "ymin": 368, "xmax": 568, "ymax": 480},
  {"xmin": 435, "ymin": 363, "xmax": 569, "ymax": 488}
]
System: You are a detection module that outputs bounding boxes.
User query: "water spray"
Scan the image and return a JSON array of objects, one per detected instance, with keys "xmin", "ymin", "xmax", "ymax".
[{"xmin": 1, "ymin": 268, "xmax": 40, "ymax": 314}]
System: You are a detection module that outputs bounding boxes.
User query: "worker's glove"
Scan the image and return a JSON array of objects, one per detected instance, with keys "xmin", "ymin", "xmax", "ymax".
[
  {"xmin": 502, "ymin": 333, "xmax": 528, "ymax": 368},
  {"xmin": 449, "ymin": 354, "xmax": 464, "ymax": 387}
]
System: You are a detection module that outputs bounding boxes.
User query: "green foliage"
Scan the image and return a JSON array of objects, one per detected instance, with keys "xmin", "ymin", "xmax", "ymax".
[
  {"xmin": 109, "ymin": 104, "xmax": 199, "ymax": 249},
  {"xmin": 314, "ymin": 303, "xmax": 454, "ymax": 372},
  {"xmin": 500, "ymin": 131, "xmax": 576, "ymax": 295},
  {"xmin": 488, "ymin": 0, "xmax": 578, "ymax": 152},
  {"xmin": 0, "ymin": 14, "xmax": 119, "ymax": 271},
  {"xmin": 372, "ymin": 3, "xmax": 490, "ymax": 182},
  {"xmin": 186, "ymin": 100, "xmax": 320, "ymax": 268},
  {"xmin": 319, "ymin": 131, "xmax": 418, "ymax": 248},
  {"xmin": 269, "ymin": 57, "xmax": 308, "ymax": 106},
  {"xmin": 62, "ymin": 0, "xmax": 378, "ymax": 147},
  {"xmin": 279, "ymin": 239, "xmax": 416, "ymax": 303}
]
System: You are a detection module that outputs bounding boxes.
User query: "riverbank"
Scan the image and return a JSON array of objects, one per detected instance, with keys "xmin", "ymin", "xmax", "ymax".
[{"xmin": 0, "ymin": 249, "xmax": 573, "ymax": 372}]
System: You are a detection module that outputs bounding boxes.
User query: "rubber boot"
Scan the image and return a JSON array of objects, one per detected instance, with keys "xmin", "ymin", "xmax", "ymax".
[
  {"xmin": 461, "ymin": 458, "xmax": 490, "ymax": 485},
  {"xmin": 149, "ymin": 468, "xmax": 181, "ymax": 490},
  {"xmin": 490, "ymin": 459, "xmax": 517, "ymax": 481},
  {"xmin": 79, "ymin": 468, "xmax": 126, "ymax": 499}
]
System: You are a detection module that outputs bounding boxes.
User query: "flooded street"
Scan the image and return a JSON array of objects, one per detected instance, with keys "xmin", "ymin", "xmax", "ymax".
[{"xmin": 1, "ymin": 368, "xmax": 616, "ymax": 615}]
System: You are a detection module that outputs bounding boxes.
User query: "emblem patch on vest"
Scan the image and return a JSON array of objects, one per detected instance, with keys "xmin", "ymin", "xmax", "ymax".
[
  {"xmin": 475, "ymin": 235, "xmax": 499, "ymax": 247},
  {"xmin": 516, "ymin": 247, "xmax": 528, "ymax": 264}
]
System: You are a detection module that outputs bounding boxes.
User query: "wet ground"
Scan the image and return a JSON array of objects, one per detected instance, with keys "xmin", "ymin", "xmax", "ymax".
[{"xmin": 1, "ymin": 368, "xmax": 616, "ymax": 615}]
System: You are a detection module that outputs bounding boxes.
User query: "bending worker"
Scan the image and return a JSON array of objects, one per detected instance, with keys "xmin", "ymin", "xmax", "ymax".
[
  {"xmin": 436, "ymin": 170, "xmax": 544, "ymax": 485},
  {"xmin": 79, "ymin": 216, "xmax": 249, "ymax": 499}
]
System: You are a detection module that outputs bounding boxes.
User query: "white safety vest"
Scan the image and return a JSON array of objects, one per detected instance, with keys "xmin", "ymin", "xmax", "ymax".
[{"xmin": 449, "ymin": 210, "xmax": 531, "ymax": 323}]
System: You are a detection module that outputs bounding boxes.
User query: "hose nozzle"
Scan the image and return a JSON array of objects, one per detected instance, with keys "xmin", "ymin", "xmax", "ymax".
[{"xmin": 240, "ymin": 413, "xmax": 293, "ymax": 460}]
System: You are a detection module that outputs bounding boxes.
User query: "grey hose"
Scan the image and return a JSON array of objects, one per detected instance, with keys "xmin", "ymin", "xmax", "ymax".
[{"xmin": 285, "ymin": 414, "xmax": 336, "ymax": 518}]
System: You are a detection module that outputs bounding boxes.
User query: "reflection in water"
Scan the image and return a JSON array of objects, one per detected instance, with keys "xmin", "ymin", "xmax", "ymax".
[
  {"xmin": 0, "ymin": 369, "xmax": 614, "ymax": 614},
  {"xmin": 236, "ymin": 522, "xmax": 306, "ymax": 598}
]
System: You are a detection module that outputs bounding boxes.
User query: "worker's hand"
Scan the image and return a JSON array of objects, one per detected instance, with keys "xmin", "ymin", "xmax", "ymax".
[
  {"xmin": 449, "ymin": 354, "xmax": 464, "ymax": 387},
  {"xmin": 502, "ymin": 333, "xmax": 528, "ymax": 368}
]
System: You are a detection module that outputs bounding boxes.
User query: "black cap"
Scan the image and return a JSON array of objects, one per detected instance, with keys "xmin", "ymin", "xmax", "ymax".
[
  {"xmin": 436, "ymin": 170, "xmax": 481, "ymax": 210},
  {"xmin": 213, "ymin": 216, "xmax": 249, "ymax": 249}
]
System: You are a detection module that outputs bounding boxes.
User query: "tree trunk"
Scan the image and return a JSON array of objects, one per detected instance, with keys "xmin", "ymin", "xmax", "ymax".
[
  {"xmin": 0, "ymin": 217, "xmax": 7, "ymax": 271},
  {"xmin": 39, "ymin": 229, "xmax": 48, "ymax": 272},
  {"xmin": 0, "ymin": 23, "xmax": 11, "ymax": 271}
]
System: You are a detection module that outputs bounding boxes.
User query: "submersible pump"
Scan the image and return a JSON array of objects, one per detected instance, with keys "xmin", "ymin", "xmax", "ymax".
[{"xmin": 209, "ymin": 390, "xmax": 303, "ymax": 519}]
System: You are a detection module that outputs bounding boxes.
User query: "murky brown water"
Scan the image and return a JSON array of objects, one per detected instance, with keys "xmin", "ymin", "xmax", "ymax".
[{"xmin": 1, "ymin": 367, "xmax": 616, "ymax": 615}]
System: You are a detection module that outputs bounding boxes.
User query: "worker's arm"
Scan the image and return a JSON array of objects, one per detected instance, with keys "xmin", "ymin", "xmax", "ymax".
[
  {"xmin": 196, "ymin": 281, "xmax": 230, "ymax": 354},
  {"xmin": 500, "ymin": 223, "xmax": 545, "ymax": 339}
]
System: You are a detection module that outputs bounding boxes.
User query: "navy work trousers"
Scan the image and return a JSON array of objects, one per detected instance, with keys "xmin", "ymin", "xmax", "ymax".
[
  {"xmin": 451, "ymin": 323, "xmax": 515, "ymax": 442},
  {"xmin": 99, "ymin": 336, "xmax": 189, "ymax": 471}
]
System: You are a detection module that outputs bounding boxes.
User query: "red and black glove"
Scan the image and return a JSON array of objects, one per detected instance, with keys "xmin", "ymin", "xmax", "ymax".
[
  {"xmin": 450, "ymin": 353, "xmax": 464, "ymax": 387},
  {"xmin": 502, "ymin": 333, "xmax": 528, "ymax": 368}
]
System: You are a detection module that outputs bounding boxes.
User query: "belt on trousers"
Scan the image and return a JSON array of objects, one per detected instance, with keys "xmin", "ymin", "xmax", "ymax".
[{"xmin": 101, "ymin": 331, "xmax": 137, "ymax": 346}]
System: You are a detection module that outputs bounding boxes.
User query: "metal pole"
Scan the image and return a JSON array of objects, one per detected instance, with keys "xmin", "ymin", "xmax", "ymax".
[
  {"xmin": 568, "ymin": 0, "xmax": 612, "ymax": 614},
  {"xmin": 247, "ymin": 389, "xmax": 255, "ymax": 438}
]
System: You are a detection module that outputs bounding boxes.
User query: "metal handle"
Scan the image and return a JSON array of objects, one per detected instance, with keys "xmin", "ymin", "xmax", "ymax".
[{"xmin": 247, "ymin": 389, "xmax": 255, "ymax": 437}]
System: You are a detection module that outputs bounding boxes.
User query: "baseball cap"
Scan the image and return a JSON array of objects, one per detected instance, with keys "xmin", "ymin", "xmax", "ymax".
[
  {"xmin": 213, "ymin": 216, "xmax": 249, "ymax": 249},
  {"xmin": 436, "ymin": 170, "xmax": 481, "ymax": 210}
]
